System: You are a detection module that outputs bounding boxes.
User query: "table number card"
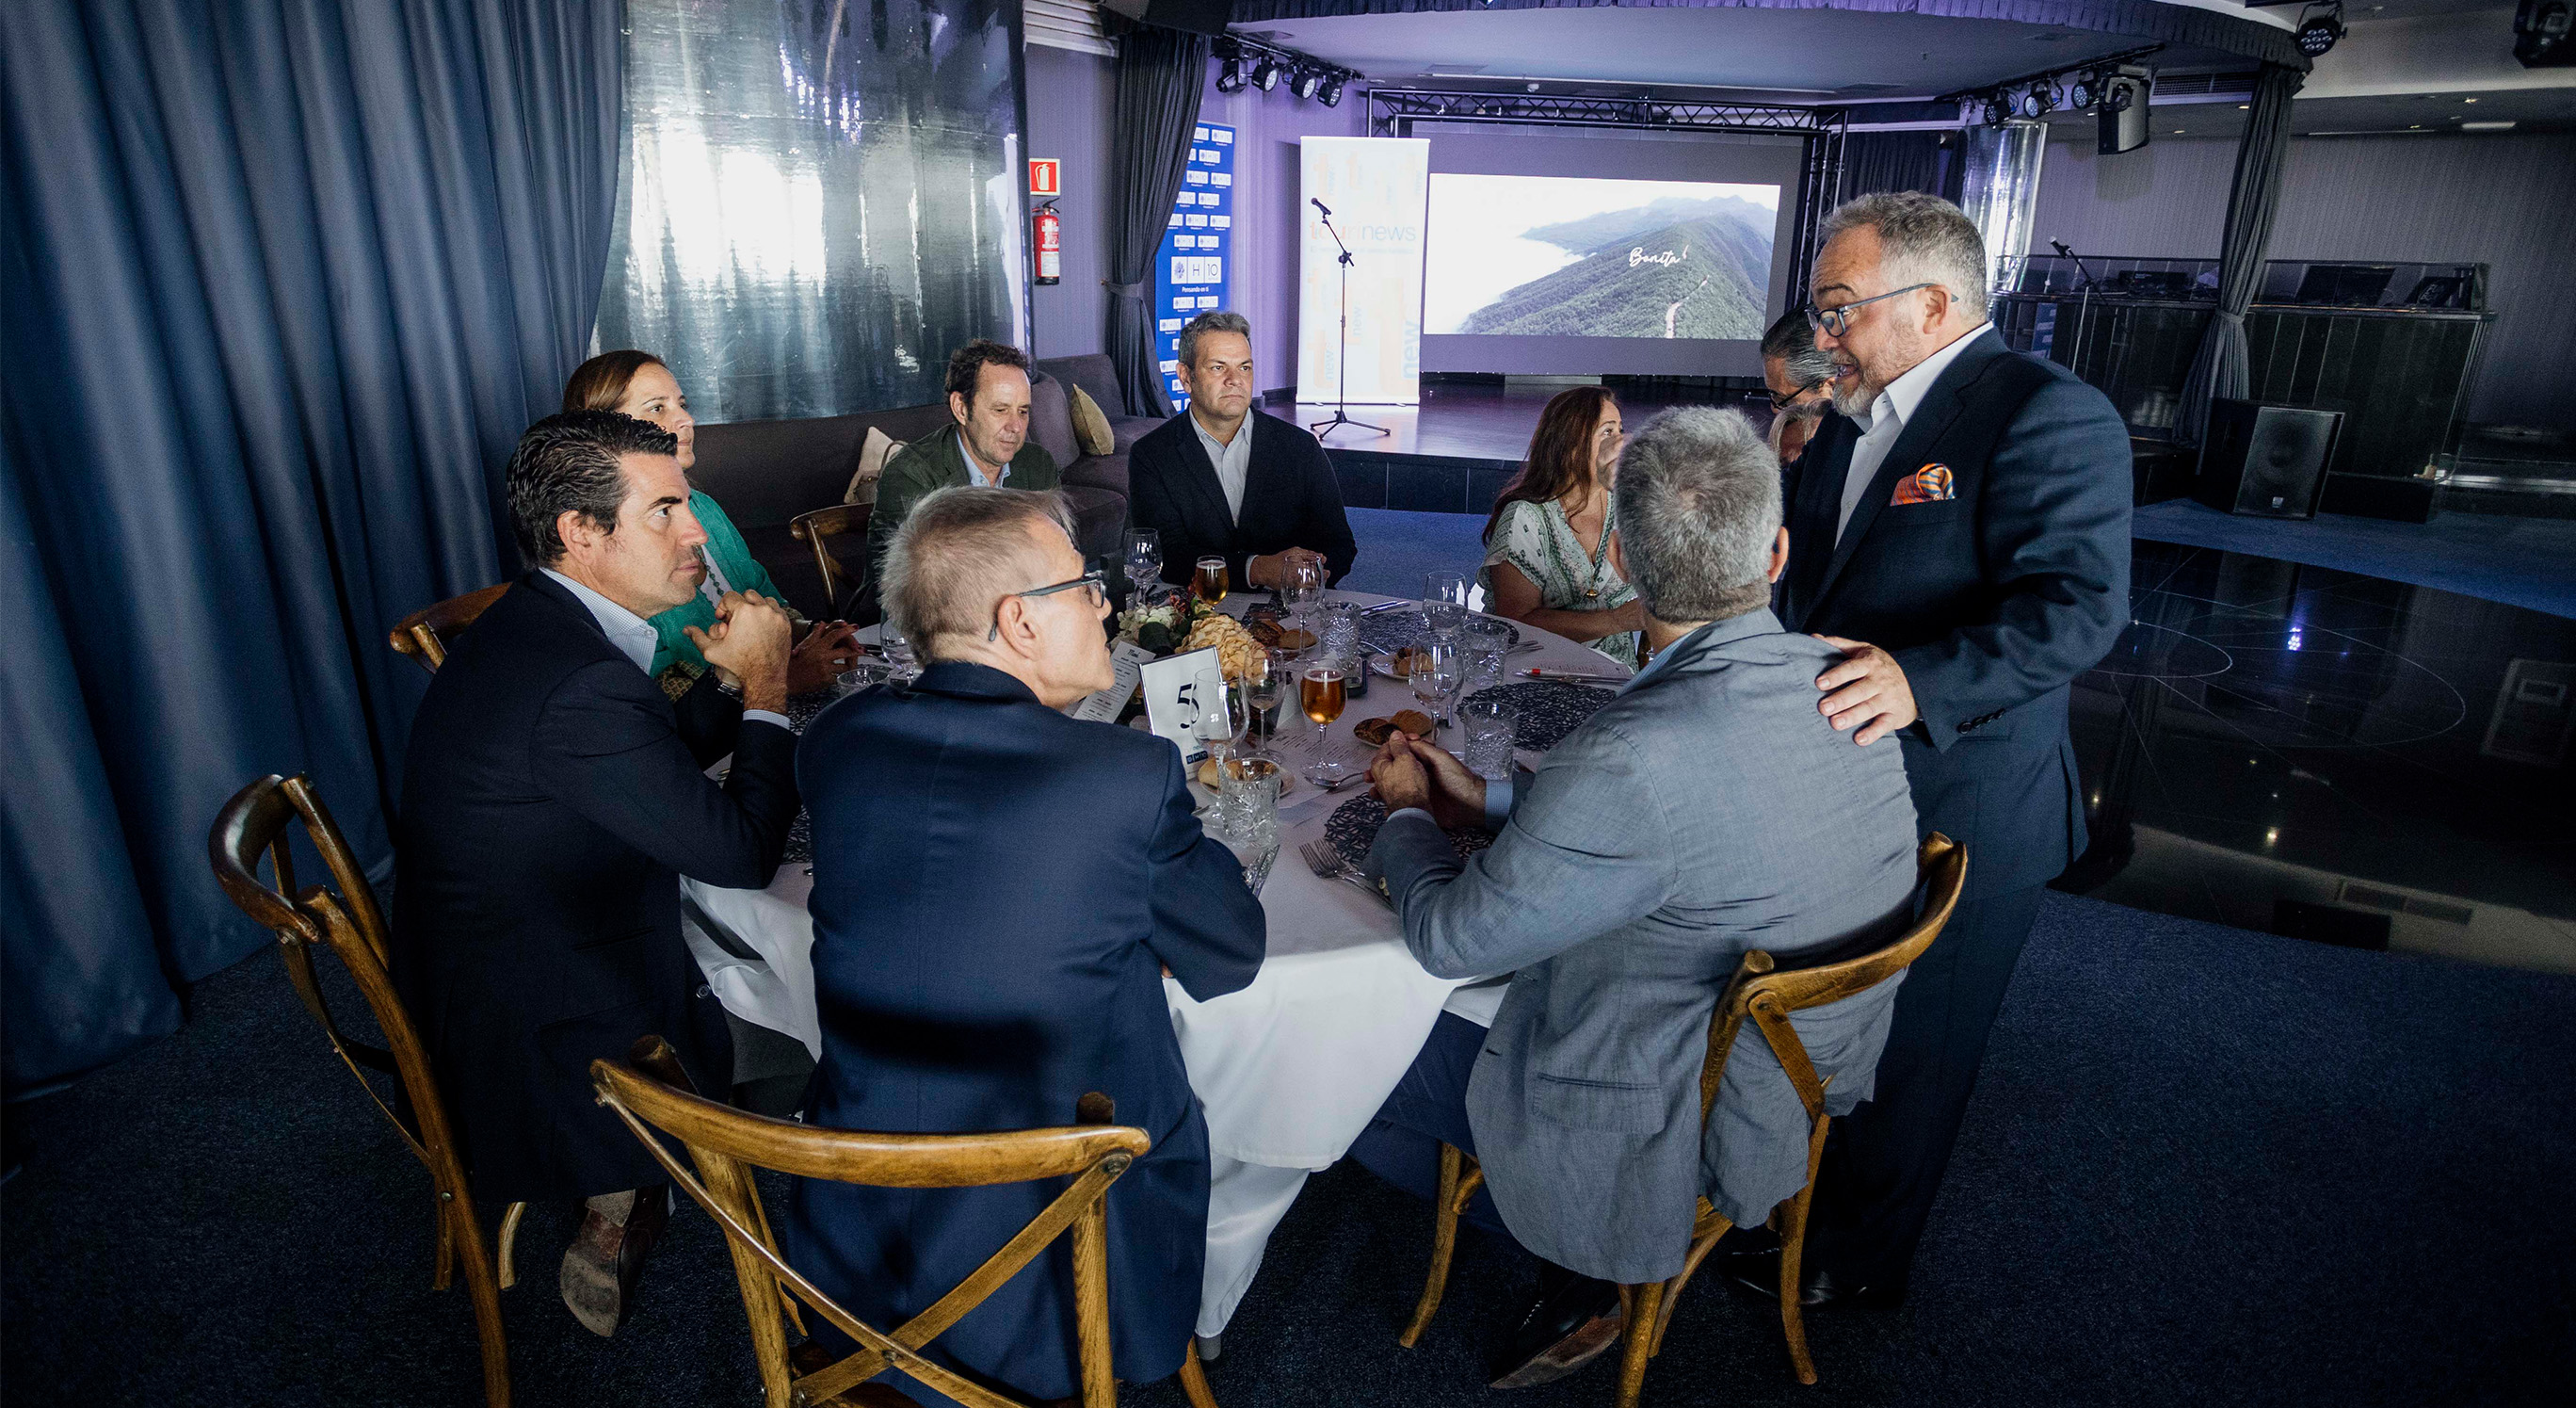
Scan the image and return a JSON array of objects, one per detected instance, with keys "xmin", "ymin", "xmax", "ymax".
[
  {"xmin": 1071, "ymin": 640, "xmax": 1156, "ymax": 722},
  {"xmin": 1141, "ymin": 647, "xmax": 1220, "ymax": 760}
]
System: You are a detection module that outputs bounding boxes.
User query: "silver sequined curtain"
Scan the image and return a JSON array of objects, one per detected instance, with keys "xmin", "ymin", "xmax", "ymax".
[{"xmin": 597, "ymin": 0, "xmax": 1030, "ymax": 423}]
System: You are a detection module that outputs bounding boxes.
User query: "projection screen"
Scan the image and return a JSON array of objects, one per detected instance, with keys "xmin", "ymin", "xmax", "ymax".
[{"xmin": 1421, "ymin": 131, "xmax": 1805, "ymax": 379}]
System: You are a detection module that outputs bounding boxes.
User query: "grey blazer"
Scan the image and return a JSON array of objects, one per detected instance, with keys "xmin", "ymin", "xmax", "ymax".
[{"xmin": 1366, "ymin": 608, "xmax": 1922, "ymax": 1284}]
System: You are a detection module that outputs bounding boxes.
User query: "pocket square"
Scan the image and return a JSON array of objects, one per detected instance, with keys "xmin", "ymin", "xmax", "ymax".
[{"xmin": 1891, "ymin": 463, "xmax": 1956, "ymax": 506}]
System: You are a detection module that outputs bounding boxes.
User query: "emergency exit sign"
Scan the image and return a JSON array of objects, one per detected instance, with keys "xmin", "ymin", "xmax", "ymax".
[{"xmin": 1028, "ymin": 158, "xmax": 1061, "ymax": 197}]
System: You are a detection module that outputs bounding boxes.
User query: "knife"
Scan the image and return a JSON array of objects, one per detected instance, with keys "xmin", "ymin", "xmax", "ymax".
[{"xmin": 1521, "ymin": 667, "xmax": 1631, "ymax": 684}]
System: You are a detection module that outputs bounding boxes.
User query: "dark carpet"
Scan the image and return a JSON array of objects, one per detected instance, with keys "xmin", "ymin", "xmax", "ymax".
[{"xmin": 7, "ymin": 892, "xmax": 2570, "ymax": 1406}]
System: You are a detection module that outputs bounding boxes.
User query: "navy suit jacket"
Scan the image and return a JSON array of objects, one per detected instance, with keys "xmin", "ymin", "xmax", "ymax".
[
  {"xmin": 1127, "ymin": 409, "xmax": 1358, "ymax": 589},
  {"xmin": 785, "ymin": 661, "xmax": 1264, "ymax": 1400},
  {"xmin": 1776, "ymin": 332, "xmax": 2132, "ymax": 898},
  {"xmin": 391, "ymin": 571, "xmax": 798, "ymax": 1201}
]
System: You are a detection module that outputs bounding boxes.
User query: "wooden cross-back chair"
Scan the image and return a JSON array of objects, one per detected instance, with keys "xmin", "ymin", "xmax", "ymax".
[
  {"xmin": 207, "ymin": 773, "xmax": 525, "ymax": 1408},
  {"xmin": 1400, "ymin": 833, "xmax": 1968, "ymax": 1404},
  {"xmin": 592, "ymin": 1038, "xmax": 1221, "ymax": 1408},
  {"xmin": 389, "ymin": 582, "xmax": 511, "ymax": 672},
  {"xmin": 788, "ymin": 504, "xmax": 871, "ymax": 621}
]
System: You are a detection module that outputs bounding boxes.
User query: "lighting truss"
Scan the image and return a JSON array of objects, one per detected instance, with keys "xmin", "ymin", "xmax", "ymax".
[{"xmin": 1369, "ymin": 89, "xmax": 1833, "ymax": 137}]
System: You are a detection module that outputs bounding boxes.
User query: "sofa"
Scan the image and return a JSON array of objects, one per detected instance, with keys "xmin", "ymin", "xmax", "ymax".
[
  {"xmin": 1034, "ymin": 352, "xmax": 1165, "ymax": 455},
  {"xmin": 687, "ymin": 366, "xmax": 1140, "ymax": 622}
]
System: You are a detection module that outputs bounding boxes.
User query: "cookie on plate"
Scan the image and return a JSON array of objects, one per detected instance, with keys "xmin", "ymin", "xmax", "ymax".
[
  {"xmin": 1390, "ymin": 709, "xmax": 1434, "ymax": 737},
  {"xmin": 1350, "ymin": 717, "xmax": 1396, "ymax": 747}
]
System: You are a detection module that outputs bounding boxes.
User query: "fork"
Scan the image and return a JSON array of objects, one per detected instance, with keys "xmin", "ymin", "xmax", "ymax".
[{"xmin": 1299, "ymin": 840, "xmax": 1388, "ymax": 902}]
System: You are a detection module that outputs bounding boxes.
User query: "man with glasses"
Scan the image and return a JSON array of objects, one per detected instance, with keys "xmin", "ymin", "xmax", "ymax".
[
  {"xmin": 1733, "ymin": 192, "xmax": 2132, "ymax": 1310},
  {"xmin": 788, "ymin": 485, "xmax": 1265, "ymax": 1404},
  {"xmin": 1761, "ymin": 309, "xmax": 1841, "ymax": 466}
]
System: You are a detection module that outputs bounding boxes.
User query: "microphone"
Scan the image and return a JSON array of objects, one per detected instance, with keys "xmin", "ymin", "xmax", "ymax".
[
  {"xmin": 2050, "ymin": 238, "xmax": 2074, "ymax": 257},
  {"xmin": 1311, "ymin": 198, "xmax": 1333, "ymax": 217}
]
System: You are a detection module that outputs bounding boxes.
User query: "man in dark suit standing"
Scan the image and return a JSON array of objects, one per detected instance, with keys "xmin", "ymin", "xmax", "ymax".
[
  {"xmin": 1741, "ymin": 192, "xmax": 2132, "ymax": 1305},
  {"xmin": 1127, "ymin": 311, "xmax": 1358, "ymax": 591},
  {"xmin": 789, "ymin": 486, "xmax": 1264, "ymax": 1403},
  {"xmin": 393, "ymin": 411, "xmax": 800, "ymax": 1336}
]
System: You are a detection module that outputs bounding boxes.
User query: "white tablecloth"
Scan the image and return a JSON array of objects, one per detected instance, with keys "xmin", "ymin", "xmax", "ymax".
[{"xmin": 682, "ymin": 590, "xmax": 1622, "ymax": 1335}]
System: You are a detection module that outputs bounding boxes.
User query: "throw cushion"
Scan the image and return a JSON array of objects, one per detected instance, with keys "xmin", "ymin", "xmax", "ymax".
[
  {"xmin": 844, "ymin": 426, "xmax": 899, "ymax": 505},
  {"xmin": 1067, "ymin": 382, "xmax": 1117, "ymax": 459}
]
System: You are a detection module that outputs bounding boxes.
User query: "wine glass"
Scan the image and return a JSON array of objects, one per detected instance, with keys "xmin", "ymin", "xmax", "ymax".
[
  {"xmin": 1300, "ymin": 661, "xmax": 1351, "ymax": 785},
  {"xmin": 1410, "ymin": 634, "xmax": 1465, "ymax": 729},
  {"xmin": 1189, "ymin": 668, "xmax": 1238, "ymax": 769},
  {"xmin": 1284, "ymin": 556, "xmax": 1324, "ymax": 625},
  {"xmin": 1241, "ymin": 649, "xmax": 1287, "ymax": 761},
  {"xmin": 1125, "ymin": 526, "xmax": 1163, "ymax": 604},
  {"xmin": 1424, "ymin": 571, "xmax": 1469, "ymax": 637},
  {"xmin": 1194, "ymin": 555, "xmax": 1230, "ymax": 605}
]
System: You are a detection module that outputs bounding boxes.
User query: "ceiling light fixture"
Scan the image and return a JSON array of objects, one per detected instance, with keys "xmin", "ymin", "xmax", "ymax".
[
  {"xmin": 1294, "ymin": 65, "xmax": 1325, "ymax": 100},
  {"xmin": 2068, "ymin": 73, "xmax": 2100, "ymax": 110},
  {"xmin": 1216, "ymin": 53, "xmax": 1247, "ymax": 94},
  {"xmin": 2296, "ymin": 1, "xmax": 2347, "ymax": 58},
  {"xmin": 2463, "ymin": 120, "xmax": 2518, "ymax": 129},
  {"xmin": 1318, "ymin": 72, "xmax": 1346, "ymax": 107},
  {"xmin": 1252, "ymin": 57, "xmax": 1283, "ymax": 92}
]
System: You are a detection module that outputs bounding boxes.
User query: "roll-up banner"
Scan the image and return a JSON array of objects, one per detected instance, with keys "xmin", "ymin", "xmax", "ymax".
[
  {"xmin": 1155, "ymin": 121, "xmax": 1234, "ymax": 412},
  {"xmin": 1297, "ymin": 137, "xmax": 1427, "ymax": 406}
]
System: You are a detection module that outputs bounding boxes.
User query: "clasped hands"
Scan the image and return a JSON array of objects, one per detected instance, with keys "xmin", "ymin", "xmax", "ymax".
[
  {"xmin": 1245, "ymin": 545, "xmax": 1328, "ymax": 590},
  {"xmin": 1814, "ymin": 635, "xmax": 1917, "ymax": 746},
  {"xmin": 682, "ymin": 590, "xmax": 815, "ymax": 713},
  {"xmin": 1366, "ymin": 733, "xmax": 1488, "ymax": 832}
]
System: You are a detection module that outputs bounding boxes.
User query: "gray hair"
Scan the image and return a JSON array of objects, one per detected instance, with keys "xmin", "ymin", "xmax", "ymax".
[
  {"xmin": 1612, "ymin": 408, "xmax": 1782, "ymax": 623},
  {"xmin": 1758, "ymin": 310, "xmax": 1838, "ymax": 416},
  {"xmin": 1176, "ymin": 310, "xmax": 1252, "ymax": 370},
  {"xmin": 881, "ymin": 486, "xmax": 1077, "ymax": 655},
  {"xmin": 1817, "ymin": 191, "xmax": 1989, "ymax": 320}
]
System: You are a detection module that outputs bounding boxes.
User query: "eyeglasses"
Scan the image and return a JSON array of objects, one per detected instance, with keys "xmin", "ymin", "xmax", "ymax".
[
  {"xmin": 988, "ymin": 568, "xmax": 1107, "ymax": 640},
  {"xmin": 1765, "ymin": 380, "xmax": 1832, "ymax": 413},
  {"xmin": 1802, "ymin": 283, "xmax": 1939, "ymax": 338}
]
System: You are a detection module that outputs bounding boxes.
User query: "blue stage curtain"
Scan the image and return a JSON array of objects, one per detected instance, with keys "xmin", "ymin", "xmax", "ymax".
[
  {"xmin": 0, "ymin": 0, "xmax": 621, "ymax": 1096},
  {"xmin": 2174, "ymin": 61, "xmax": 2305, "ymax": 448}
]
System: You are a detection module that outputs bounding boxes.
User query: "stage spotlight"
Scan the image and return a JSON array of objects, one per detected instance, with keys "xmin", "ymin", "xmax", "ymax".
[
  {"xmin": 1983, "ymin": 90, "xmax": 2012, "ymax": 126},
  {"xmin": 1318, "ymin": 72, "xmax": 1345, "ymax": 106},
  {"xmin": 2016, "ymin": 82, "xmax": 2055, "ymax": 120},
  {"xmin": 1294, "ymin": 66, "xmax": 1324, "ymax": 101},
  {"xmin": 2296, "ymin": 1, "xmax": 2346, "ymax": 57},
  {"xmin": 2068, "ymin": 73, "xmax": 2099, "ymax": 111},
  {"xmin": 1216, "ymin": 54, "xmax": 1246, "ymax": 93},
  {"xmin": 1252, "ymin": 56, "xmax": 1283, "ymax": 91}
]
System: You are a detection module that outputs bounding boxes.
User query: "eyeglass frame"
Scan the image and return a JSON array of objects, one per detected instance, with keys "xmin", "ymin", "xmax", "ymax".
[
  {"xmin": 1765, "ymin": 378, "xmax": 1834, "ymax": 413},
  {"xmin": 988, "ymin": 567, "xmax": 1107, "ymax": 640},
  {"xmin": 1802, "ymin": 282, "xmax": 1940, "ymax": 339}
]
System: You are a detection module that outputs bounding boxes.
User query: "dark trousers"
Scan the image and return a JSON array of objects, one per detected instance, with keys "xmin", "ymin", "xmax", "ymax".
[
  {"xmin": 1806, "ymin": 883, "xmax": 2047, "ymax": 1294},
  {"xmin": 1348, "ymin": 1012, "xmax": 1514, "ymax": 1243}
]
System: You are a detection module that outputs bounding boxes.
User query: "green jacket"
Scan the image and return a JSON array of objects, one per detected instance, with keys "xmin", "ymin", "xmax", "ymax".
[
  {"xmin": 647, "ymin": 491, "xmax": 788, "ymax": 675},
  {"xmin": 868, "ymin": 422, "xmax": 1061, "ymax": 576}
]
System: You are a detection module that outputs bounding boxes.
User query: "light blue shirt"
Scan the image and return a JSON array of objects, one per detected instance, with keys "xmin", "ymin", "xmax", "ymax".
[
  {"xmin": 961, "ymin": 440, "xmax": 1011, "ymax": 488},
  {"xmin": 545, "ymin": 569, "xmax": 788, "ymax": 731}
]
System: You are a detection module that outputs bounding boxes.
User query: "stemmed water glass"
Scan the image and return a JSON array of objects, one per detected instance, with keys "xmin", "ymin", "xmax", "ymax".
[
  {"xmin": 1125, "ymin": 526, "xmax": 1163, "ymax": 605},
  {"xmin": 1241, "ymin": 649, "xmax": 1287, "ymax": 761},
  {"xmin": 1424, "ymin": 571, "xmax": 1470, "ymax": 637},
  {"xmin": 1410, "ymin": 633, "xmax": 1465, "ymax": 729},
  {"xmin": 1284, "ymin": 556, "xmax": 1324, "ymax": 626},
  {"xmin": 1190, "ymin": 668, "xmax": 1240, "ymax": 769}
]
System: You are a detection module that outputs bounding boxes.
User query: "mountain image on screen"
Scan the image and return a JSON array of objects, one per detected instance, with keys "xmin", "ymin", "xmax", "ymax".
[{"xmin": 1457, "ymin": 194, "xmax": 1773, "ymax": 340}]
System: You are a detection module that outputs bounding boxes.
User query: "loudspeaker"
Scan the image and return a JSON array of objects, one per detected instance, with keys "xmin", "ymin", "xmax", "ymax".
[
  {"xmin": 2195, "ymin": 399, "xmax": 2342, "ymax": 518},
  {"xmin": 2097, "ymin": 74, "xmax": 2151, "ymax": 154},
  {"xmin": 1098, "ymin": 0, "xmax": 1234, "ymax": 35}
]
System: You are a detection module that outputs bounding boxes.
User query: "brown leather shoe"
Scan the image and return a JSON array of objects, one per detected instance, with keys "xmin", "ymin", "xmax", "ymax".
[
  {"xmin": 560, "ymin": 1187, "xmax": 670, "ymax": 1336},
  {"xmin": 1487, "ymin": 1268, "xmax": 1625, "ymax": 1389}
]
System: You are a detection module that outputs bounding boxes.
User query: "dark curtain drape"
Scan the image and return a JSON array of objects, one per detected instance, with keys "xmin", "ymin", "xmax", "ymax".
[
  {"xmin": 0, "ymin": 0, "xmax": 622, "ymax": 1096},
  {"xmin": 1841, "ymin": 131, "xmax": 1948, "ymax": 200},
  {"xmin": 1105, "ymin": 23, "xmax": 1212, "ymax": 417},
  {"xmin": 2174, "ymin": 61, "xmax": 2305, "ymax": 448}
]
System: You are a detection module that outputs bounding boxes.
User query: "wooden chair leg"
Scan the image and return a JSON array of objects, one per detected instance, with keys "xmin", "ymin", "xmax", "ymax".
[
  {"xmin": 447, "ymin": 1199, "xmax": 512, "ymax": 1408},
  {"xmin": 1399, "ymin": 1142, "xmax": 1466, "ymax": 1348},
  {"xmin": 1776, "ymin": 1114, "xmax": 1832, "ymax": 1386},
  {"xmin": 1179, "ymin": 1337, "xmax": 1222, "ymax": 1408},
  {"xmin": 495, "ymin": 1201, "xmax": 526, "ymax": 1291},
  {"xmin": 1613, "ymin": 1281, "xmax": 1665, "ymax": 1408}
]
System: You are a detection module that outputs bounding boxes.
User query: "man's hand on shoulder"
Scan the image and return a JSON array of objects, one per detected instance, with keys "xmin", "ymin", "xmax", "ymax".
[
  {"xmin": 688, "ymin": 591, "xmax": 794, "ymax": 714},
  {"xmin": 1814, "ymin": 635, "xmax": 1917, "ymax": 746}
]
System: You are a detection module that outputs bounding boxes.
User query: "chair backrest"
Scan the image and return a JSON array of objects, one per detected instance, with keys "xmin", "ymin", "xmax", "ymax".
[
  {"xmin": 389, "ymin": 582, "xmax": 511, "ymax": 672},
  {"xmin": 593, "ymin": 1041, "xmax": 1151, "ymax": 1408},
  {"xmin": 207, "ymin": 775, "xmax": 466, "ymax": 1181},
  {"xmin": 789, "ymin": 504, "xmax": 870, "ymax": 619},
  {"xmin": 1697, "ymin": 833, "xmax": 1969, "ymax": 1125}
]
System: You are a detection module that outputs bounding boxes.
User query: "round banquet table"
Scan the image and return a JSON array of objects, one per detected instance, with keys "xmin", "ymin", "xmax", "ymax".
[{"xmin": 679, "ymin": 588, "xmax": 1631, "ymax": 1337}]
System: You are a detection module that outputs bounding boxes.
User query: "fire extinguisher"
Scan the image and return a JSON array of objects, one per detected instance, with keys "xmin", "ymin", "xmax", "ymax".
[{"xmin": 1033, "ymin": 202, "xmax": 1062, "ymax": 285}]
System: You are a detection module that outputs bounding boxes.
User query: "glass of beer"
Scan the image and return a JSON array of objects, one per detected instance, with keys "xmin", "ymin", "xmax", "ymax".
[
  {"xmin": 1300, "ymin": 662, "xmax": 1351, "ymax": 785},
  {"xmin": 1194, "ymin": 555, "xmax": 1230, "ymax": 605}
]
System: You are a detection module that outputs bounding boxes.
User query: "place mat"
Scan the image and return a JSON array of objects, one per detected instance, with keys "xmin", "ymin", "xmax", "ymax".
[
  {"xmin": 1470, "ymin": 680, "xmax": 1618, "ymax": 753},
  {"xmin": 1326, "ymin": 794, "xmax": 1494, "ymax": 870},
  {"xmin": 1359, "ymin": 608, "xmax": 1518, "ymax": 656}
]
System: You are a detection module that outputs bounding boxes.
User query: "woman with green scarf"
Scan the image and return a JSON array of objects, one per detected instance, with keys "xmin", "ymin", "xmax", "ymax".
[{"xmin": 564, "ymin": 351, "xmax": 860, "ymax": 699}]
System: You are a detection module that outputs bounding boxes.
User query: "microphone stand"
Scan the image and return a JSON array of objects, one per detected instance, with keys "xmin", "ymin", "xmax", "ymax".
[
  {"xmin": 1308, "ymin": 207, "xmax": 1389, "ymax": 442},
  {"xmin": 2053, "ymin": 240, "xmax": 2102, "ymax": 294}
]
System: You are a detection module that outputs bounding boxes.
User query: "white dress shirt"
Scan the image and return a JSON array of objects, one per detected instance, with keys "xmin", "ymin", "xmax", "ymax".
[
  {"xmin": 961, "ymin": 437, "xmax": 1011, "ymax": 488},
  {"xmin": 544, "ymin": 568, "xmax": 788, "ymax": 730},
  {"xmin": 1837, "ymin": 323, "xmax": 1992, "ymax": 543},
  {"xmin": 1190, "ymin": 410, "xmax": 1252, "ymax": 523}
]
